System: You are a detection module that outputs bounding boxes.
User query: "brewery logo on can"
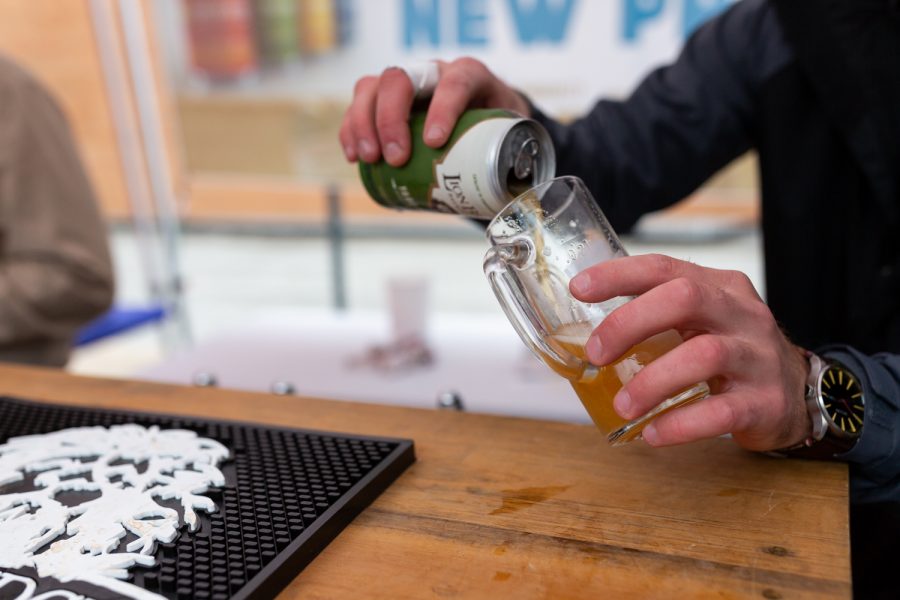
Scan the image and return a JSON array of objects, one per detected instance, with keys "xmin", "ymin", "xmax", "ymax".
[{"xmin": 359, "ymin": 109, "xmax": 556, "ymax": 219}]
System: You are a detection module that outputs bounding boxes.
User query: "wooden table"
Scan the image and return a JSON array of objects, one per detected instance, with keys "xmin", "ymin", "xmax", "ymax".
[{"xmin": 0, "ymin": 364, "xmax": 851, "ymax": 599}]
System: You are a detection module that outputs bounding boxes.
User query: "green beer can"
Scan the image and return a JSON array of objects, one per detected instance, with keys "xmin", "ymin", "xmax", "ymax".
[{"xmin": 359, "ymin": 109, "xmax": 556, "ymax": 219}]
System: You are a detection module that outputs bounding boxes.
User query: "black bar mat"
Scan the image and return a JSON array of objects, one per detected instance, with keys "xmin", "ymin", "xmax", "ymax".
[{"xmin": 0, "ymin": 395, "xmax": 415, "ymax": 600}]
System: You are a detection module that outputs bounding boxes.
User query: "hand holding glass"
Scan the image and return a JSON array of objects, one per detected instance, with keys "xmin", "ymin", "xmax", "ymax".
[{"xmin": 484, "ymin": 176, "xmax": 710, "ymax": 445}]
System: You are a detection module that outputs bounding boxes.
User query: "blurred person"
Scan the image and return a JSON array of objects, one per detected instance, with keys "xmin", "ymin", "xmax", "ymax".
[
  {"xmin": 340, "ymin": 0, "xmax": 899, "ymax": 596},
  {"xmin": 0, "ymin": 54, "xmax": 114, "ymax": 367}
]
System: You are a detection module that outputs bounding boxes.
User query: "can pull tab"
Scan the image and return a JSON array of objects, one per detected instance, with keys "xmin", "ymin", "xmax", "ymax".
[{"xmin": 513, "ymin": 137, "xmax": 540, "ymax": 180}]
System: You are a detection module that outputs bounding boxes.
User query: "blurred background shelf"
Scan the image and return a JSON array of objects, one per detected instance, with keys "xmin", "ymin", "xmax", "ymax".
[{"xmin": 0, "ymin": 0, "xmax": 758, "ymax": 400}]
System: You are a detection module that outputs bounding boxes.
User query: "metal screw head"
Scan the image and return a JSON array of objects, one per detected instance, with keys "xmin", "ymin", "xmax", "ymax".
[
  {"xmin": 436, "ymin": 390, "xmax": 464, "ymax": 411},
  {"xmin": 192, "ymin": 371, "xmax": 218, "ymax": 387},
  {"xmin": 270, "ymin": 381, "xmax": 296, "ymax": 396}
]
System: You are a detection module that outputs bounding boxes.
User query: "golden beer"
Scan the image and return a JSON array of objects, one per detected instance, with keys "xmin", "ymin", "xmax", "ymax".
[
  {"xmin": 544, "ymin": 322, "xmax": 707, "ymax": 441},
  {"xmin": 485, "ymin": 176, "xmax": 710, "ymax": 445}
]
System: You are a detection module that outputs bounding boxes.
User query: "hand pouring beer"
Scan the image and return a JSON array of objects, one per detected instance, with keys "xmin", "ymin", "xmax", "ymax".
[{"xmin": 484, "ymin": 176, "xmax": 710, "ymax": 445}]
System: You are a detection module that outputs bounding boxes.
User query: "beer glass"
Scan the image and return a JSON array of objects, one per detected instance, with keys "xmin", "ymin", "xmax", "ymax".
[{"xmin": 483, "ymin": 176, "xmax": 709, "ymax": 445}]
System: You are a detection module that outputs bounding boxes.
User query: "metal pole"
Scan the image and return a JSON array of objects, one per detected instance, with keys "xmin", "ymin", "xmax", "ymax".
[
  {"xmin": 327, "ymin": 184, "xmax": 347, "ymax": 310},
  {"xmin": 88, "ymin": 0, "xmax": 165, "ymax": 308},
  {"xmin": 118, "ymin": 0, "xmax": 193, "ymax": 347}
]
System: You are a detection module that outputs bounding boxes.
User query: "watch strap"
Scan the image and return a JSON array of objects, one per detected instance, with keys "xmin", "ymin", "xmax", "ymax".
[
  {"xmin": 776, "ymin": 431, "xmax": 855, "ymax": 460},
  {"xmin": 774, "ymin": 351, "xmax": 859, "ymax": 459}
]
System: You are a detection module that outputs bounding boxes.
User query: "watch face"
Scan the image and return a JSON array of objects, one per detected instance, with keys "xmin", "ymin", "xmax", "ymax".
[{"xmin": 821, "ymin": 363, "xmax": 865, "ymax": 437}]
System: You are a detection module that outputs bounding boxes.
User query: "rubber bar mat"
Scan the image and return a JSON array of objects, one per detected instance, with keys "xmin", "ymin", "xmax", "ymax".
[{"xmin": 0, "ymin": 395, "xmax": 415, "ymax": 600}]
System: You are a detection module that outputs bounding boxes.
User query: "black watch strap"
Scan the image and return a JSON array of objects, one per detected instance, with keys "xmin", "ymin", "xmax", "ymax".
[{"xmin": 776, "ymin": 433, "xmax": 856, "ymax": 460}]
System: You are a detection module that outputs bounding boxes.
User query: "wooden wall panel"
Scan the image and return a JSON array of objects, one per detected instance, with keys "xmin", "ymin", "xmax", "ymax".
[{"xmin": 0, "ymin": 0, "xmax": 131, "ymax": 217}]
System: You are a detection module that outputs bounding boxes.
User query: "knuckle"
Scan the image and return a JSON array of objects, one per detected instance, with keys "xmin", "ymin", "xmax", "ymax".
[
  {"xmin": 598, "ymin": 309, "xmax": 626, "ymax": 342},
  {"xmin": 349, "ymin": 109, "xmax": 372, "ymax": 134},
  {"xmin": 714, "ymin": 281, "xmax": 732, "ymax": 303},
  {"xmin": 452, "ymin": 56, "xmax": 484, "ymax": 73},
  {"xmin": 440, "ymin": 73, "xmax": 473, "ymax": 96},
  {"xmin": 380, "ymin": 67, "xmax": 412, "ymax": 90},
  {"xmin": 353, "ymin": 76, "xmax": 377, "ymax": 96},
  {"xmin": 657, "ymin": 411, "xmax": 692, "ymax": 445},
  {"xmin": 671, "ymin": 277, "xmax": 703, "ymax": 309},
  {"xmin": 726, "ymin": 269, "xmax": 757, "ymax": 294},
  {"xmin": 694, "ymin": 336, "xmax": 729, "ymax": 371},
  {"xmin": 650, "ymin": 253, "xmax": 678, "ymax": 278},
  {"xmin": 374, "ymin": 109, "xmax": 400, "ymax": 132},
  {"xmin": 707, "ymin": 284, "xmax": 732, "ymax": 312},
  {"xmin": 709, "ymin": 398, "xmax": 740, "ymax": 432},
  {"xmin": 442, "ymin": 60, "xmax": 478, "ymax": 86},
  {"xmin": 349, "ymin": 104, "xmax": 373, "ymax": 127},
  {"xmin": 626, "ymin": 368, "xmax": 660, "ymax": 408}
]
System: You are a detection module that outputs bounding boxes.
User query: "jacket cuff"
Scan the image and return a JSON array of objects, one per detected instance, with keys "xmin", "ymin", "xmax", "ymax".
[
  {"xmin": 817, "ymin": 344, "xmax": 900, "ymax": 503},
  {"xmin": 818, "ymin": 345, "xmax": 895, "ymax": 465}
]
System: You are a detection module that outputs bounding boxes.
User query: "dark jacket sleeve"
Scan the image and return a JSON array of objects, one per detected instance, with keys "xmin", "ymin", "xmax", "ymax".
[
  {"xmin": 819, "ymin": 346, "xmax": 900, "ymax": 504},
  {"xmin": 529, "ymin": 0, "xmax": 792, "ymax": 232}
]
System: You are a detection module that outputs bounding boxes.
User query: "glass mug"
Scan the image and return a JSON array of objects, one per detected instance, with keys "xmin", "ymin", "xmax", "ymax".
[{"xmin": 483, "ymin": 176, "xmax": 710, "ymax": 445}]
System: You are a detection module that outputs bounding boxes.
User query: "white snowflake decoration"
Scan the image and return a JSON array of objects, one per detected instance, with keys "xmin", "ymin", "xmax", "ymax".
[{"xmin": 0, "ymin": 424, "xmax": 229, "ymax": 600}]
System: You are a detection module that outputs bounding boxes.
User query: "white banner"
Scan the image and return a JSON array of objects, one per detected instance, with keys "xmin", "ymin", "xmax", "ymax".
[{"xmin": 160, "ymin": 0, "xmax": 735, "ymax": 115}]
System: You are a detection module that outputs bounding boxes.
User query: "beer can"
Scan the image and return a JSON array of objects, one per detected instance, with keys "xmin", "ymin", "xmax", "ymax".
[
  {"xmin": 359, "ymin": 109, "xmax": 556, "ymax": 219},
  {"xmin": 254, "ymin": 0, "xmax": 299, "ymax": 66},
  {"xmin": 299, "ymin": 0, "xmax": 338, "ymax": 55},
  {"xmin": 184, "ymin": 0, "xmax": 258, "ymax": 80},
  {"xmin": 335, "ymin": 0, "xmax": 354, "ymax": 47}
]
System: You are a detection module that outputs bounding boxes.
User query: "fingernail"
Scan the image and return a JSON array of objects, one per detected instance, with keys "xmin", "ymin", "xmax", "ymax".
[
  {"xmin": 586, "ymin": 335, "xmax": 602, "ymax": 364},
  {"xmin": 358, "ymin": 139, "xmax": 375, "ymax": 160},
  {"xmin": 384, "ymin": 142, "xmax": 403, "ymax": 164},
  {"xmin": 424, "ymin": 125, "xmax": 446, "ymax": 144},
  {"xmin": 570, "ymin": 273, "xmax": 591, "ymax": 297},
  {"xmin": 613, "ymin": 389, "xmax": 631, "ymax": 418},
  {"xmin": 642, "ymin": 423, "xmax": 660, "ymax": 446}
]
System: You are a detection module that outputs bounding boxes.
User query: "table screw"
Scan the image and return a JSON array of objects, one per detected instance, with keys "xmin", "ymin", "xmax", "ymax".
[
  {"xmin": 270, "ymin": 381, "xmax": 297, "ymax": 396},
  {"xmin": 437, "ymin": 390, "xmax": 465, "ymax": 411},
  {"xmin": 192, "ymin": 371, "xmax": 218, "ymax": 387}
]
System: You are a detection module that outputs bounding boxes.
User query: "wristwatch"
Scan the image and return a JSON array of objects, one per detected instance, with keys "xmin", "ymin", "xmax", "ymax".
[{"xmin": 778, "ymin": 352, "xmax": 865, "ymax": 459}]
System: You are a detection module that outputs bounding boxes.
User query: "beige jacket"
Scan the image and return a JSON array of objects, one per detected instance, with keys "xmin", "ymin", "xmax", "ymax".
[{"xmin": 0, "ymin": 55, "xmax": 114, "ymax": 367}]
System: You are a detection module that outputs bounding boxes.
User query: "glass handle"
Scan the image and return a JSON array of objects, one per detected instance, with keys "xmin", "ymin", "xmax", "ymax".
[{"xmin": 484, "ymin": 243, "xmax": 584, "ymax": 377}]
